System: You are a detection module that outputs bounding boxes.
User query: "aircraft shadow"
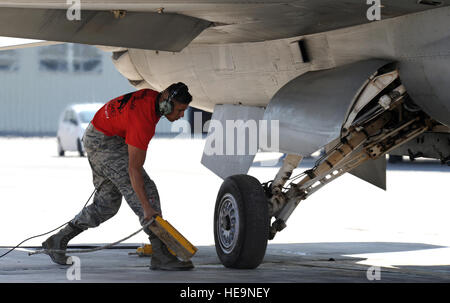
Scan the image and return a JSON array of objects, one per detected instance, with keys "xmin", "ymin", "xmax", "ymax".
[{"xmin": 261, "ymin": 242, "xmax": 450, "ymax": 281}]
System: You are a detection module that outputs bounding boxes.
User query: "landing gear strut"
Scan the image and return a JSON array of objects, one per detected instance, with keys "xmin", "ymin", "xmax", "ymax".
[{"xmin": 267, "ymin": 85, "xmax": 433, "ymax": 239}]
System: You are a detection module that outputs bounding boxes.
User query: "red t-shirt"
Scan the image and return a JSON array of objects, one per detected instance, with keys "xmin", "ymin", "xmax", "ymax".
[{"xmin": 91, "ymin": 89, "xmax": 161, "ymax": 151}]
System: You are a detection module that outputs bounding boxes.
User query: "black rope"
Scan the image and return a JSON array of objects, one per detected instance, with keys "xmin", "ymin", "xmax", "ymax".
[{"xmin": 0, "ymin": 180, "xmax": 105, "ymax": 259}]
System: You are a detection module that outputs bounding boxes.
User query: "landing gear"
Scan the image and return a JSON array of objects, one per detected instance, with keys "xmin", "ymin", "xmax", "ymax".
[
  {"xmin": 214, "ymin": 174, "xmax": 269, "ymax": 269},
  {"xmin": 213, "ymin": 74, "xmax": 441, "ymax": 269},
  {"xmin": 266, "ymin": 85, "xmax": 434, "ymax": 240}
]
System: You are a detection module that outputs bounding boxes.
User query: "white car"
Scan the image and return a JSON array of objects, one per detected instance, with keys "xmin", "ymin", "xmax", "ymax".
[{"xmin": 56, "ymin": 103, "xmax": 103, "ymax": 157}]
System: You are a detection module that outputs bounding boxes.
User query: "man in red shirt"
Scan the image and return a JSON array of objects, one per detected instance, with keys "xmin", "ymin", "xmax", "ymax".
[{"xmin": 42, "ymin": 82, "xmax": 194, "ymax": 271}]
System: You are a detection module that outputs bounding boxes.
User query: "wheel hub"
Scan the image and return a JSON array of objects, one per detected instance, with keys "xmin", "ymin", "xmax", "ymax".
[{"xmin": 217, "ymin": 193, "xmax": 239, "ymax": 254}]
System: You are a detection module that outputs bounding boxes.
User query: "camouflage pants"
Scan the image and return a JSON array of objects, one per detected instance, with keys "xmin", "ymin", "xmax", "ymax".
[{"xmin": 70, "ymin": 123, "xmax": 161, "ymax": 235}]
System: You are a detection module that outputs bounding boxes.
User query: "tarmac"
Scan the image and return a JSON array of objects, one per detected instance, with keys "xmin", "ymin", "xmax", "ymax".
[
  {"xmin": 0, "ymin": 137, "xmax": 449, "ymax": 283},
  {"xmin": 1, "ymin": 242, "xmax": 450, "ymax": 282}
]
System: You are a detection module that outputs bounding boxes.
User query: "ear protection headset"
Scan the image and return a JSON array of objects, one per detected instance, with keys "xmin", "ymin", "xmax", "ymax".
[{"xmin": 159, "ymin": 83, "xmax": 187, "ymax": 116}]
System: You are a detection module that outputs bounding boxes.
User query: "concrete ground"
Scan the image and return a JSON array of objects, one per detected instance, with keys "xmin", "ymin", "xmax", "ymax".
[
  {"xmin": 1, "ymin": 242, "xmax": 450, "ymax": 283},
  {"xmin": 0, "ymin": 137, "xmax": 449, "ymax": 283}
]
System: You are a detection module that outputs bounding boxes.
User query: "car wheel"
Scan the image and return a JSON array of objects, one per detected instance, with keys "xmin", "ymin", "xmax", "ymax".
[
  {"xmin": 57, "ymin": 137, "xmax": 65, "ymax": 156},
  {"xmin": 214, "ymin": 174, "xmax": 269, "ymax": 269},
  {"xmin": 77, "ymin": 138, "xmax": 85, "ymax": 157}
]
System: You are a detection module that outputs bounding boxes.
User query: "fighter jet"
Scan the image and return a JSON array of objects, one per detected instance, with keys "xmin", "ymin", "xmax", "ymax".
[{"xmin": 0, "ymin": 0, "xmax": 449, "ymax": 269}]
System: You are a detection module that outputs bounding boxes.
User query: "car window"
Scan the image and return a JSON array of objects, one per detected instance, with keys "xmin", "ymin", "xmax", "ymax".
[
  {"xmin": 63, "ymin": 110, "xmax": 77, "ymax": 123},
  {"xmin": 78, "ymin": 110, "xmax": 96, "ymax": 123},
  {"xmin": 63, "ymin": 110, "xmax": 72, "ymax": 122}
]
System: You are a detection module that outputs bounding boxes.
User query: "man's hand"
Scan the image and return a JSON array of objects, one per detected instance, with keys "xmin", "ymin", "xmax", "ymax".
[{"xmin": 143, "ymin": 204, "xmax": 161, "ymax": 222}]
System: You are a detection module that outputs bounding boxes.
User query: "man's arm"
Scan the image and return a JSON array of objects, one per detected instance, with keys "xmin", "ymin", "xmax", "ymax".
[{"xmin": 128, "ymin": 144, "xmax": 160, "ymax": 221}]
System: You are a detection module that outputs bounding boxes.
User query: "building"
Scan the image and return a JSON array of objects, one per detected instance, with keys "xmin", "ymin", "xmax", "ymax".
[{"xmin": 0, "ymin": 43, "xmax": 188, "ymax": 136}]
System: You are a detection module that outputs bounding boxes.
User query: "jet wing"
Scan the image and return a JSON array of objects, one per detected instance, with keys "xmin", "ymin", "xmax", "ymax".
[
  {"xmin": 0, "ymin": 6, "xmax": 211, "ymax": 52},
  {"xmin": 0, "ymin": 0, "xmax": 447, "ymax": 50}
]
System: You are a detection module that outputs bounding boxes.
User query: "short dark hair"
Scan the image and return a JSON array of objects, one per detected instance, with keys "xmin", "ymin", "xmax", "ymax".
[{"xmin": 167, "ymin": 82, "xmax": 192, "ymax": 104}]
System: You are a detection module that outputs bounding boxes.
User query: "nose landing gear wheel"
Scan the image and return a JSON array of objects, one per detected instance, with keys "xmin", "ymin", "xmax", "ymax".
[{"xmin": 214, "ymin": 174, "xmax": 269, "ymax": 269}]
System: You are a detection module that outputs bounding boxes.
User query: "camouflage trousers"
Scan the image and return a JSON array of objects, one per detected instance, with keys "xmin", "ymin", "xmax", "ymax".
[{"xmin": 70, "ymin": 123, "xmax": 161, "ymax": 235}]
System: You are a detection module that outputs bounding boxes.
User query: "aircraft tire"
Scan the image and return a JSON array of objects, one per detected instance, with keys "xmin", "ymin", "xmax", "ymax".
[{"xmin": 214, "ymin": 174, "xmax": 269, "ymax": 269}]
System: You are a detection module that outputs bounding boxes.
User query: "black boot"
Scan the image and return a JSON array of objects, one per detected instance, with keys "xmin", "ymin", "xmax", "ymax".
[
  {"xmin": 42, "ymin": 223, "xmax": 84, "ymax": 265},
  {"xmin": 149, "ymin": 234, "xmax": 194, "ymax": 271}
]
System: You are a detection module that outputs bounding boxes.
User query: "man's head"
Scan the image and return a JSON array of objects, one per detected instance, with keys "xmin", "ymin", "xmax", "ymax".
[{"xmin": 159, "ymin": 82, "xmax": 192, "ymax": 122}]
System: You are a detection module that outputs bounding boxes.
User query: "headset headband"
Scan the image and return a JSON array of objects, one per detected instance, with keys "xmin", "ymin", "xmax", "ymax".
[{"xmin": 168, "ymin": 83, "xmax": 187, "ymax": 103}]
